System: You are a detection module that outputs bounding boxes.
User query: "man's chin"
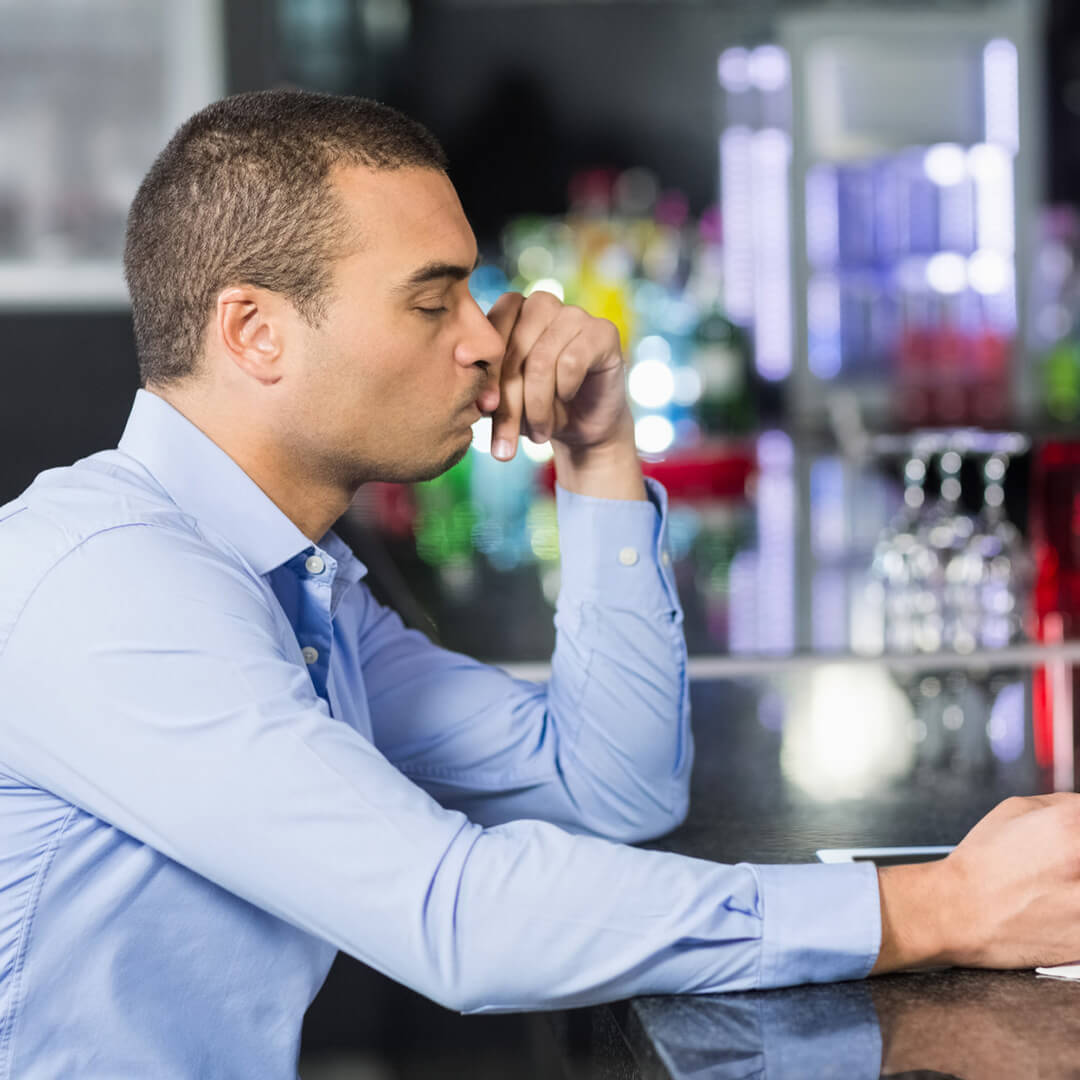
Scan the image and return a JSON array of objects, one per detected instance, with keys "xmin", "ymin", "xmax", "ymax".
[
  {"xmin": 373, "ymin": 438, "xmax": 470, "ymax": 485},
  {"xmin": 415, "ymin": 440, "xmax": 471, "ymax": 482},
  {"xmin": 358, "ymin": 431, "xmax": 474, "ymax": 485}
]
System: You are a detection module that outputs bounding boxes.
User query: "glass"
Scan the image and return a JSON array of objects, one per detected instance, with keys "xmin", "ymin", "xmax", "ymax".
[{"xmin": 866, "ymin": 430, "xmax": 1033, "ymax": 774}]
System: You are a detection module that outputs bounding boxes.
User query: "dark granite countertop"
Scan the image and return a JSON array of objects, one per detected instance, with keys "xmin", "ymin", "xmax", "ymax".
[{"xmin": 542, "ymin": 675, "xmax": 1080, "ymax": 1080}]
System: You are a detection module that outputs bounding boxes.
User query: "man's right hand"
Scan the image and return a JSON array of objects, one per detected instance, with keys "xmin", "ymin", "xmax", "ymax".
[{"xmin": 872, "ymin": 793, "xmax": 1080, "ymax": 974}]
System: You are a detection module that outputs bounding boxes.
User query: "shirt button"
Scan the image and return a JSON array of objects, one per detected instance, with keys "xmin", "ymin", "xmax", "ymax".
[
  {"xmin": 661, "ymin": 551, "xmax": 672, "ymax": 566},
  {"xmin": 301, "ymin": 646, "xmax": 319, "ymax": 665},
  {"xmin": 618, "ymin": 546, "xmax": 639, "ymax": 567},
  {"xmin": 305, "ymin": 554, "xmax": 326, "ymax": 575}
]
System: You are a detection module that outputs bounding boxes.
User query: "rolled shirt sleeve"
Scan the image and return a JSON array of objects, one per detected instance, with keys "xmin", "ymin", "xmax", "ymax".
[
  {"xmin": 362, "ymin": 476, "xmax": 692, "ymax": 843},
  {"xmin": 547, "ymin": 477, "xmax": 692, "ymax": 836}
]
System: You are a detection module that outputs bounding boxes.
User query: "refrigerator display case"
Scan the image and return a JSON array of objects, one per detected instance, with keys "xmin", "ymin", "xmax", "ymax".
[{"xmin": 720, "ymin": 0, "xmax": 1045, "ymax": 428}]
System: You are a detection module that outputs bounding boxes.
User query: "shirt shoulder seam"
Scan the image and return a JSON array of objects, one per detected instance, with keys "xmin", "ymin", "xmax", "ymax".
[{"xmin": 0, "ymin": 520, "xmax": 206, "ymax": 666}]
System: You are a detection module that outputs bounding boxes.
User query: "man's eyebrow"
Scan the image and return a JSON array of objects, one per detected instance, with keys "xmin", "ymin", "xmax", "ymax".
[{"xmin": 392, "ymin": 253, "xmax": 482, "ymax": 294}]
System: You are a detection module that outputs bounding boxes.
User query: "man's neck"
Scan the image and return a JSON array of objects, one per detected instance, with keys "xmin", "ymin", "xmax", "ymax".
[{"xmin": 147, "ymin": 385, "xmax": 351, "ymax": 545}]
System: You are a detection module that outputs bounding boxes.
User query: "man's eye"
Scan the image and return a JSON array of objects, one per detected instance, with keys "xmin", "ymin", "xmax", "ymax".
[{"xmin": 416, "ymin": 306, "xmax": 448, "ymax": 316}]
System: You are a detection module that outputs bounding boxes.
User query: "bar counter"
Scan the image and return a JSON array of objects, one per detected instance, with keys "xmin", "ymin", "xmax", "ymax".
[
  {"xmin": 337, "ymin": 431, "xmax": 1080, "ymax": 1074},
  {"xmin": 536, "ymin": 675, "xmax": 1079, "ymax": 1080}
]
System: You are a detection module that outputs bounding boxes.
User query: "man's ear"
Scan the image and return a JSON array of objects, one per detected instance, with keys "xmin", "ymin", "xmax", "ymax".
[{"xmin": 215, "ymin": 285, "xmax": 287, "ymax": 386}]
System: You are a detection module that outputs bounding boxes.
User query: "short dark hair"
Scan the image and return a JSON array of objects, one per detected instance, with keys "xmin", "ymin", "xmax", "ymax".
[{"xmin": 123, "ymin": 89, "xmax": 448, "ymax": 387}]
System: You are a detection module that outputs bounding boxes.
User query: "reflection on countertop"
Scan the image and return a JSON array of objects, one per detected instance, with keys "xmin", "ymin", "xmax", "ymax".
[{"xmin": 625, "ymin": 969, "xmax": 1080, "ymax": 1080}]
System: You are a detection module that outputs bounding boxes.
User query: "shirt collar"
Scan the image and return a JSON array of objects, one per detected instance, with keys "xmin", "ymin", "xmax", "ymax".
[{"xmin": 117, "ymin": 388, "xmax": 365, "ymax": 580}]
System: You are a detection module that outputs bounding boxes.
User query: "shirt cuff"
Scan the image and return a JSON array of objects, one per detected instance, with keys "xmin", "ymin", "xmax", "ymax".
[
  {"xmin": 555, "ymin": 477, "xmax": 680, "ymax": 613},
  {"xmin": 750, "ymin": 861, "xmax": 882, "ymax": 989}
]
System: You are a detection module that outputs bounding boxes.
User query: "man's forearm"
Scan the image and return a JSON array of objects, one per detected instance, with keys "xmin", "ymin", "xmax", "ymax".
[{"xmin": 552, "ymin": 412, "xmax": 647, "ymax": 501}]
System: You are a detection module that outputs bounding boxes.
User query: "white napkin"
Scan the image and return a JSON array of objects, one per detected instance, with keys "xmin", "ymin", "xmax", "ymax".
[{"xmin": 1035, "ymin": 963, "xmax": 1080, "ymax": 980}]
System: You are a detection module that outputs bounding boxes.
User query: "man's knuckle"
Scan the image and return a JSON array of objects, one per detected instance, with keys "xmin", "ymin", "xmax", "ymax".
[
  {"xmin": 561, "ymin": 346, "xmax": 590, "ymax": 371},
  {"xmin": 528, "ymin": 290, "xmax": 561, "ymax": 312}
]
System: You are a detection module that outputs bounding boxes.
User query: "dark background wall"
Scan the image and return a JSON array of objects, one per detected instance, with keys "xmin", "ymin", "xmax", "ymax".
[
  {"xmin": 0, "ymin": 314, "xmax": 138, "ymax": 502},
  {"xmin": 392, "ymin": 2, "xmax": 768, "ymax": 235}
]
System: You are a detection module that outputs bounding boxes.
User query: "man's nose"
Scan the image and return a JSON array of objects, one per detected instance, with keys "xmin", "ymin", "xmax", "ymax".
[{"xmin": 457, "ymin": 299, "xmax": 506, "ymax": 413}]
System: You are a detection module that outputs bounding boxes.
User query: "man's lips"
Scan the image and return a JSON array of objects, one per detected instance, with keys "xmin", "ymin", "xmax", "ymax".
[{"xmin": 459, "ymin": 400, "xmax": 483, "ymax": 426}]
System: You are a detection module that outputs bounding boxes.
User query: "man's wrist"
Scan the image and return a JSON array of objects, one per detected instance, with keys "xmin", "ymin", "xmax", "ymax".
[
  {"xmin": 551, "ymin": 412, "xmax": 647, "ymax": 501},
  {"xmin": 871, "ymin": 861, "xmax": 958, "ymax": 974}
]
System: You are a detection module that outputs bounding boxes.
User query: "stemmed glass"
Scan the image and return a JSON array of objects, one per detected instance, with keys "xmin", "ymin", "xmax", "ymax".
[{"xmin": 867, "ymin": 430, "xmax": 1031, "ymax": 774}]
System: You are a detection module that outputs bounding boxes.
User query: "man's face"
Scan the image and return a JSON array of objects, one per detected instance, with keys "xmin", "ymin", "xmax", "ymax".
[{"xmin": 286, "ymin": 165, "xmax": 505, "ymax": 486}]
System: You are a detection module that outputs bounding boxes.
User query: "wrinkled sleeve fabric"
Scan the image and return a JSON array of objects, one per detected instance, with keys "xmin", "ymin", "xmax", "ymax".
[
  {"xmin": 362, "ymin": 479, "xmax": 692, "ymax": 843},
  {"xmin": 0, "ymin": 521, "xmax": 882, "ymax": 1013}
]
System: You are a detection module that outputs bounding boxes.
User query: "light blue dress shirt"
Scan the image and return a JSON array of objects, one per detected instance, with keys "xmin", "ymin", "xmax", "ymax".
[{"xmin": 0, "ymin": 389, "xmax": 880, "ymax": 1078}]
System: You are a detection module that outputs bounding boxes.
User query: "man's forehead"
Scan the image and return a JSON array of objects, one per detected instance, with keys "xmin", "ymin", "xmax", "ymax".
[
  {"xmin": 329, "ymin": 164, "xmax": 476, "ymax": 277},
  {"xmin": 331, "ymin": 163, "xmax": 469, "ymax": 242}
]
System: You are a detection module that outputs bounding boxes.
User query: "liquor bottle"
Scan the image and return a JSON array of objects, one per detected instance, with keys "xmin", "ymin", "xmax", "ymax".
[
  {"xmin": 690, "ymin": 298, "xmax": 756, "ymax": 434},
  {"xmin": 413, "ymin": 453, "xmax": 476, "ymax": 573},
  {"xmin": 684, "ymin": 212, "xmax": 757, "ymax": 435},
  {"xmin": 468, "ymin": 433, "xmax": 539, "ymax": 573},
  {"xmin": 1043, "ymin": 333, "xmax": 1080, "ymax": 423}
]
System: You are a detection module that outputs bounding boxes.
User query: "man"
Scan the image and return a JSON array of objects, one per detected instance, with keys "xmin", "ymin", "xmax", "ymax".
[{"xmin": 0, "ymin": 89, "xmax": 1078, "ymax": 1078}]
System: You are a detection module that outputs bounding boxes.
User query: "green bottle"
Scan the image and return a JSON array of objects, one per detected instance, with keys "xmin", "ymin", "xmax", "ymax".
[
  {"xmin": 691, "ymin": 303, "xmax": 757, "ymax": 434},
  {"xmin": 413, "ymin": 453, "xmax": 477, "ymax": 570},
  {"xmin": 1044, "ymin": 336, "xmax": 1080, "ymax": 423}
]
